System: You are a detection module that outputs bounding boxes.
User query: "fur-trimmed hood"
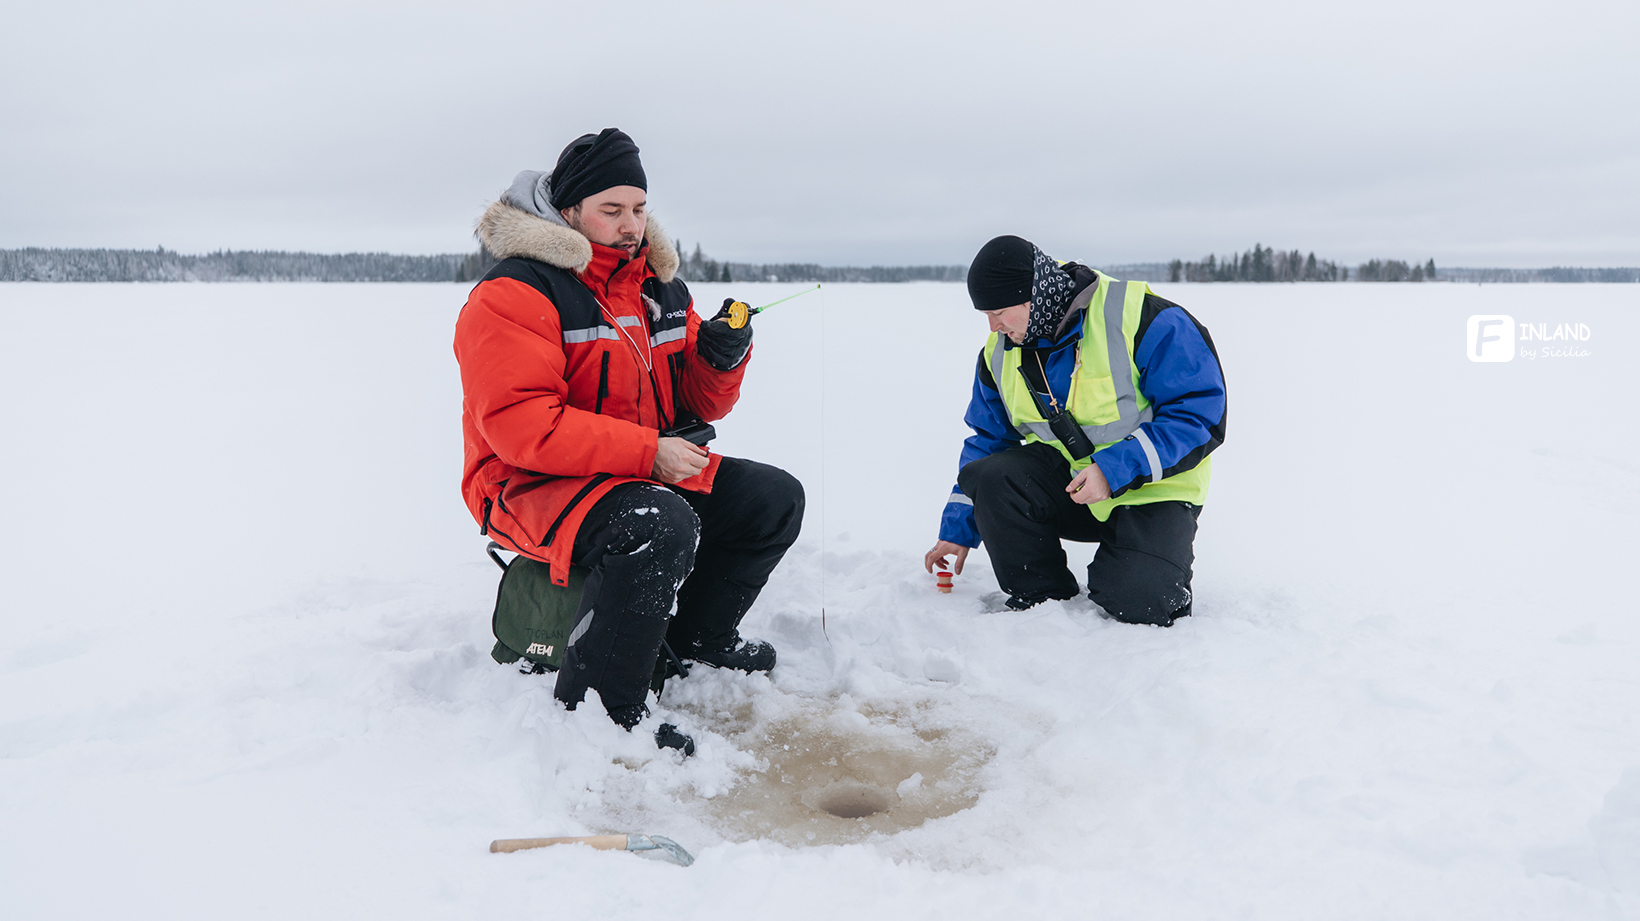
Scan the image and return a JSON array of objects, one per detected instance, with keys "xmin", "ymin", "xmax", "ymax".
[{"xmin": 474, "ymin": 200, "xmax": 679, "ymax": 283}]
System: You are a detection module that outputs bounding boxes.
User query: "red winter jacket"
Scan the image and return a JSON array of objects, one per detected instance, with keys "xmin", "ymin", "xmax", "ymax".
[{"xmin": 454, "ymin": 204, "xmax": 748, "ymax": 584}]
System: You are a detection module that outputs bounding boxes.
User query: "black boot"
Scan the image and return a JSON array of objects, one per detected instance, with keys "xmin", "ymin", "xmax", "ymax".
[
  {"xmin": 681, "ymin": 635, "xmax": 777, "ymax": 673},
  {"xmin": 1005, "ymin": 588, "xmax": 1080, "ymax": 612}
]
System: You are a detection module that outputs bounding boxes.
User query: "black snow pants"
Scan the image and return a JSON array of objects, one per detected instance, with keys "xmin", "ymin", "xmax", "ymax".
[
  {"xmin": 957, "ymin": 442, "xmax": 1200, "ymax": 626},
  {"xmin": 553, "ymin": 456, "xmax": 804, "ymax": 715}
]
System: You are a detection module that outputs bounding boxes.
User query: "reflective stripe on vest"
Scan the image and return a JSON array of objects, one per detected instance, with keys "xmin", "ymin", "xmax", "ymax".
[{"xmin": 990, "ymin": 279, "xmax": 1152, "ymax": 448}]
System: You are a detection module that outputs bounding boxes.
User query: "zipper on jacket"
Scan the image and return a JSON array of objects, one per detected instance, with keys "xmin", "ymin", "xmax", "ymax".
[
  {"xmin": 541, "ymin": 473, "xmax": 614, "ymax": 548},
  {"xmin": 482, "ymin": 491, "xmax": 529, "ymax": 557},
  {"xmin": 667, "ymin": 353, "xmax": 682, "ymax": 414},
  {"xmin": 595, "ymin": 351, "xmax": 610, "ymax": 414}
]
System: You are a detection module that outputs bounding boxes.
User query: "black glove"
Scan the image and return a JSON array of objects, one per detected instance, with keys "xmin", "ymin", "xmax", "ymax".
[{"xmin": 696, "ymin": 298, "xmax": 753, "ymax": 371}]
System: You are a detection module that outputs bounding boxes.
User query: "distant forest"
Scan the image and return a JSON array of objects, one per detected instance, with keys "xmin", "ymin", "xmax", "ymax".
[
  {"xmin": 1168, "ymin": 244, "xmax": 1640, "ymax": 283},
  {"xmin": 2, "ymin": 245, "xmax": 1634, "ymax": 284},
  {"xmin": 1437, "ymin": 266, "xmax": 1640, "ymax": 283},
  {"xmin": 1169, "ymin": 245, "xmax": 1434, "ymax": 283},
  {"xmin": 0, "ymin": 247, "xmax": 489, "ymax": 283},
  {"xmin": 0, "ymin": 245, "xmax": 959, "ymax": 285}
]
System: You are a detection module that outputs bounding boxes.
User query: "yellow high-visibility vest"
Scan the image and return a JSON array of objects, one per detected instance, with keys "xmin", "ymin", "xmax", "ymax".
[{"xmin": 987, "ymin": 275, "xmax": 1210, "ymax": 521}]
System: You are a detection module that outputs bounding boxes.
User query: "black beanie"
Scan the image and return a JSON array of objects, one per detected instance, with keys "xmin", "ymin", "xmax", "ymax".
[
  {"xmin": 547, "ymin": 128, "xmax": 648, "ymax": 211},
  {"xmin": 966, "ymin": 235, "xmax": 1035, "ymax": 311}
]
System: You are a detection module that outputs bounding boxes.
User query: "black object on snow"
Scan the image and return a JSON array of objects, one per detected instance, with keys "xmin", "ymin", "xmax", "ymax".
[
  {"xmin": 655, "ymin": 723, "xmax": 696, "ymax": 757},
  {"xmin": 608, "ymin": 705, "xmax": 697, "ymax": 757}
]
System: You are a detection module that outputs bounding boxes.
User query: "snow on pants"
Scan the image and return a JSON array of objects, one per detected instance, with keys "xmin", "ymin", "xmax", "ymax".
[
  {"xmin": 554, "ymin": 456, "xmax": 804, "ymax": 714},
  {"xmin": 957, "ymin": 442, "xmax": 1200, "ymax": 626}
]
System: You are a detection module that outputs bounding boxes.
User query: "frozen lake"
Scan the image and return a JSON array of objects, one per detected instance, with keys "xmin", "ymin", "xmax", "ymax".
[{"xmin": 2, "ymin": 280, "xmax": 1637, "ymax": 918}]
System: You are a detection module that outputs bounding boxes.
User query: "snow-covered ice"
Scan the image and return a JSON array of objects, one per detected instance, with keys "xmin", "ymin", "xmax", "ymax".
[{"xmin": 2, "ymin": 280, "xmax": 1637, "ymax": 919}]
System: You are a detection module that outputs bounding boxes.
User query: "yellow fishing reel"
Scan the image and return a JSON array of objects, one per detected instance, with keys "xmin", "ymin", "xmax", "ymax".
[{"xmin": 715, "ymin": 287, "xmax": 819, "ymax": 329}]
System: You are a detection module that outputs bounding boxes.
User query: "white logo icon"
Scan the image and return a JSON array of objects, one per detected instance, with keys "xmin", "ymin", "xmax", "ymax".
[{"xmin": 1467, "ymin": 315, "xmax": 1515, "ymax": 362}]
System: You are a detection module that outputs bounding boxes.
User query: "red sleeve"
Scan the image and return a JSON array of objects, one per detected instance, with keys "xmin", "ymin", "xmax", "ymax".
[
  {"xmin": 677, "ymin": 304, "xmax": 750, "ymax": 422},
  {"xmin": 454, "ymin": 277, "xmax": 658, "ymax": 477}
]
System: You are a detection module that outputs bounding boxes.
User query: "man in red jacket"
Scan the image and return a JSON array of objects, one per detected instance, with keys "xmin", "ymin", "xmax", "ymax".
[{"xmin": 453, "ymin": 129, "xmax": 803, "ymax": 753}]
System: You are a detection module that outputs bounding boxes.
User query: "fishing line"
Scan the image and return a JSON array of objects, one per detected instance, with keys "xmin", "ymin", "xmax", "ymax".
[{"xmin": 724, "ymin": 282, "xmax": 829, "ymax": 638}]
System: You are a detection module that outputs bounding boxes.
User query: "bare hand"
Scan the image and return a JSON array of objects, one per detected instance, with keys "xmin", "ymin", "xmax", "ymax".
[
  {"xmin": 924, "ymin": 540, "xmax": 971, "ymax": 575},
  {"xmin": 1066, "ymin": 464, "xmax": 1111, "ymax": 505},
  {"xmin": 651, "ymin": 436, "xmax": 709, "ymax": 483}
]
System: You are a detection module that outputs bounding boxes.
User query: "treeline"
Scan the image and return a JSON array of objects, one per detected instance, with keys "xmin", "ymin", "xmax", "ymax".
[
  {"xmin": 1356, "ymin": 258, "xmax": 1438, "ymax": 282},
  {"xmin": 1439, "ymin": 266, "xmax": 1640, "ymax": 283},
  {"xmin": 1169, "ymin": 244, "xmax": 1358, "ymax": 282},
  {"xmin": 676, "ymin": 243, "xmax": 964, "ymax": 284},
  {"xmin": 0, "ymin": 245, "xmax": 964, "ymax": 285},
  {"xmin": 7, "ymin": 245, "xmax": 1634, "ymax": 285},
  {"xmin": 1165, "ymin": 245, "xmax": 1640, "ymax": 283},
  {"xmin": 0, "ymin": 247, "xmax": 484, "ymax": 283}
]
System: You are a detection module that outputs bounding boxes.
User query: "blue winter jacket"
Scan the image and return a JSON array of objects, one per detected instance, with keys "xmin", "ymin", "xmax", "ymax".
[{"xmin": 938, "ymin": 280, "xmax": 1227, "ymax": 548}]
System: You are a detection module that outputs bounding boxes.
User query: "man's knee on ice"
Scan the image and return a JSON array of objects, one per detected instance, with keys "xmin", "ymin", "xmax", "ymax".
[
  {"xmin": 956, "ymin": 450, "xmax": 1016, "ymax": 500},
  {"xmin": 1088, "ymin": 551, "xmax": 1192, "ymax": 626}
]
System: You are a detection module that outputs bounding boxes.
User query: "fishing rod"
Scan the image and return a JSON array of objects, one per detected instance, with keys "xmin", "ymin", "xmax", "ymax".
[{"xmin": 721, "ymin": 284, "xmax": 821, "ymax": 329}]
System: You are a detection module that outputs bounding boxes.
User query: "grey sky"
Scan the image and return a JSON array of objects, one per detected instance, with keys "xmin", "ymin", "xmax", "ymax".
[{"xmin": 3, "ymin": 0, "xmax": 1636, "ymax": 267}]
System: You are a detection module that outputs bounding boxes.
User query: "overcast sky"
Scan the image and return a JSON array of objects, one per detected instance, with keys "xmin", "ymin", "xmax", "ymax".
[{"xmin": 3, "ymin": 0, "xmax": 1636, "ymax": 267}]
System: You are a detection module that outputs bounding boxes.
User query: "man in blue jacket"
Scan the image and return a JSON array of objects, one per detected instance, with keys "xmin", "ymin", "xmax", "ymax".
[{"xmin": 924, "ymin": 236, "xmax": 1226, "ymax": 625}]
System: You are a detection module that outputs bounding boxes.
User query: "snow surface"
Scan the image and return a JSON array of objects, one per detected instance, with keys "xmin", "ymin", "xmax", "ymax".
[{"xmin": 2, "ymin": 280, "xmax": 1638, "ymax": 919}]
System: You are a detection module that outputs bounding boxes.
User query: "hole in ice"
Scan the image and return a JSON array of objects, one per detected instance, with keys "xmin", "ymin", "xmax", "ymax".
[
  {"xmin": 803, "ymin": 780, "xmax": 894, "ymax": 818},
  {"xmin": 693, "ymin": 703, "xmax": 992, "ymax": 846}
]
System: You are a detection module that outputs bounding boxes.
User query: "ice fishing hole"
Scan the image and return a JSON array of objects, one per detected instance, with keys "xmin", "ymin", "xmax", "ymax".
[
  {"xmin": 684, "ymin": 703, "xmax": 994, "ymax": 847},
  {"xmin": 804, "ymin": 781, "xmax": 895, "ymax": 819}
]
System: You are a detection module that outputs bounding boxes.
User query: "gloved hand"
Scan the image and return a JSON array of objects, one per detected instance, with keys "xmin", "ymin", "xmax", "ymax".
[{"xmin": 696, "ymin": 297, "xmax": 753, "ymax": 371}]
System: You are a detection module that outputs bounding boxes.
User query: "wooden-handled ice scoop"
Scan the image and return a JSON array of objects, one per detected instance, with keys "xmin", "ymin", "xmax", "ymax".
[{"xmin": 489, "ymin": 833, "xmax": 695, "ymax": 866}]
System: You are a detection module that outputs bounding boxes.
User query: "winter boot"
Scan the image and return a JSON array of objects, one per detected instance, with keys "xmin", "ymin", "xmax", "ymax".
[
  {"xmin": 1004, "ymin": 589, "xmax": 1079, "ymax": 612},
  {"xmin": 681, "ymin": 636, "xmax": 776, "ymax": 673}
]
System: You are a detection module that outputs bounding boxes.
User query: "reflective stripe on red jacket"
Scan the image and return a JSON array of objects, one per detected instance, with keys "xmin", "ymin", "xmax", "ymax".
[{"xmin": 454, "ymin": 206, "xmax": 747, "ymax": 584}]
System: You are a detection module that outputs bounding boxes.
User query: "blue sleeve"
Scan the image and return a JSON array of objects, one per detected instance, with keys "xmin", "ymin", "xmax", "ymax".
[
  {"xmin": 1091, "ymin": 306, "xmax": 1226, "ymax": 498},
  {"xmin": 939, "ymin": 348, "xmax": 1022, "ymax": 547}
]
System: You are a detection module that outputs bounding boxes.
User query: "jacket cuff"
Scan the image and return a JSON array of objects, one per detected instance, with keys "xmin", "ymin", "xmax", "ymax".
[
  {"xmin": 634, "ymin": 428, "xmax": 660, "ymax": 478},
  {"xmin": 938, "ymin": 493, "xmax": 980, "ymax": 548},
  {"xmin": 1093, "ymin": 442, "xmax": 1146, "ymax": 499}
]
